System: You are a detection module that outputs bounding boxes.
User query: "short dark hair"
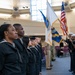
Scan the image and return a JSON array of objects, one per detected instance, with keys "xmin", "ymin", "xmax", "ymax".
[
  {"xmin": 13, "ymin": 23, "xmax": 21, "ymax": 26},
  {"xmin": 22, "ymin": 36, "xmax": 29, "ymax": 48},
  {"xmin": 30, "ymin": 36, "xmax": 36, "ymax": 40},
  {"xmin": 13, "ymin": 23, "xmax": 21, "ymax": 30},
  {"xmin": 0, "ymin": 24, "xmax": 11, "ymax": 40}
]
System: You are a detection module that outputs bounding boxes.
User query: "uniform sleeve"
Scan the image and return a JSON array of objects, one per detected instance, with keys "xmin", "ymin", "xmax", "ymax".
[
  {"xmin": 39, "ymin": 46, "xmax": 43, "ymax": 59},
  {"xmin": 0, "ymin": 46, "xmax": 5, "ymax": 73}
]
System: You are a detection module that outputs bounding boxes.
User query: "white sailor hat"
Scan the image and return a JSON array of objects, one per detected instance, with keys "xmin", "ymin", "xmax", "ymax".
[
  {"xmin": 69, "ymin": 32, "xmax": 73, "ymax": 35},
  {"xmin": 71, "ymin": 34, "xmax": 75, "ymax": 37}
]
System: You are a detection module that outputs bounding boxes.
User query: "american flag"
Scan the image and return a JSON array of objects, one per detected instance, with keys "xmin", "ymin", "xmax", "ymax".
[{"xmin": 60, "ymin": 2, "xmax": 68, "ymax": 35}]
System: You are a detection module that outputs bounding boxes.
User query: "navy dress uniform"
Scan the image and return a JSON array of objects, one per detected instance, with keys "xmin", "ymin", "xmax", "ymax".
[
  {"xmin": 14, "ymin": 39, "xmax": 29, "ymax": 75},
  {"xmin": 29, "ymin": 46, "xmax": 40, "ymax": 75},
  {"xmin": 35, "ymin": 44, "xmax": 43, "ymax": 72},
  {"xmin": 65, "ymin": 39, "xmax": 73, "ymax": 71},
  {"xmin": 26, "ymin": 47, "xmax": 36, "ymax": 75},
  {"xmin": 65, "ymin": 35, "xmax": 75, "ymax": 74},
  {"xmin": 0, "ymin": 41, "xmax": 22, "ymax": 75}
]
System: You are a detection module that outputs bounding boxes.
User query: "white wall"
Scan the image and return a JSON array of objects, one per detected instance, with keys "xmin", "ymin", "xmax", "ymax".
[
  {"xmin": 0, "ymin": 8, "xmax": 75, "ymax": 36},
  {"xmin": 0, "ymin": 18, "xmax": 45, "ymax": 36}
]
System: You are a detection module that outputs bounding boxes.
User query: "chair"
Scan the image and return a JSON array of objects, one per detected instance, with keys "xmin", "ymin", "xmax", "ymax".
[
  {"xmin": 55, "ymin": 46, "xmax": 61, "ymax": 51},
  {"xmin": 55, "ymin": 46, "xmax": 61, "ymax": 57}
]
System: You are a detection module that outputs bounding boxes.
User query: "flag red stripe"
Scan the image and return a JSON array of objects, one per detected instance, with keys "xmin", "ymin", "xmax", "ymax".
[{"xmin": 60, "ymin": 2, "xmax": 68, "ymax": 35}]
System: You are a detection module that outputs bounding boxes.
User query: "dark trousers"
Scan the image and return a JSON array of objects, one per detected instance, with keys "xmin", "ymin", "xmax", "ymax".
[
  {"xmin": 72, "ymin": 52, "xmax": 75, "ymax": 72},
  {"xmin": 70, "ymin": 53, "xmax": 73, "ymax": 71},
  {"xmin": 26, "ymin": 63, "xmax": 36, "ymax": 75},
  {"xmin": 36, "ymin": 63, "xmax": 40, "ymax": 75},
  {"xmin": 40, "ymin": 60, "xmax": 42, "ymax": 72}
]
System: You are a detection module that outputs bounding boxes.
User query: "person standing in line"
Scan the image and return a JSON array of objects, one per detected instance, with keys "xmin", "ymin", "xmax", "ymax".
[
  {"xmin": 51, "ymin": 41, "xmax": 56, "ymax": 61},
  {"xmin": 22, "ymin": 36, "xmax": 36, "ymax": 75},
  {"xmin": 45, "ymin": 44, "xmax": 52, "ymax": 70},
  {"xmin": 35, "ymin": 37, "xmax": 43, "ymax": 74},
  {"xmin": 66, "ymin": 33, "xmax": 73, "ymax": 57},
  {"xmin": 0, "ymin": 24, "xmax": 22, "ymax": 75},
  {"xmin": 70, "ymin": 34, "xmax": 75, "ymax": 74},
  {"xmin": 65, "ymin": 33, "xmax": 74, "ymax": 72},
  {"xmin": 29, "ymin": 36, "xmax": 40, "ymax": 75},
  {"xmin": 13, "ymin": 23, "xmax": 28, "ymax": 75}
]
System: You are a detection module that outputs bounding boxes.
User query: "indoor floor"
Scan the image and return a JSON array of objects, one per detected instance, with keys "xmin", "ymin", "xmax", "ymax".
[{"xmin": 42, "ymin": 56, "xmax": 72, "ymax": 75}]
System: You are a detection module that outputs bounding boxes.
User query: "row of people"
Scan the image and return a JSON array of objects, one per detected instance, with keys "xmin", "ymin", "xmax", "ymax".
[{"xmin": 0, "ymin": 23, "xmax": 43, "ymax": 75}]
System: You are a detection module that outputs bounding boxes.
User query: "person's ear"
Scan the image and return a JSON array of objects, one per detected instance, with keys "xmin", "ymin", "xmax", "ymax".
[{"xmin": 4, "ymin": 31, "xmax": 8, "ymax": 36}]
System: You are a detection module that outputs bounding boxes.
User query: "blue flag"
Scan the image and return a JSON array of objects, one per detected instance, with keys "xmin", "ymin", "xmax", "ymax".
[
  {"xmin": 39, "ymin": 10, "xmax": 49, "ymax": 28},
  {"xmin": 51, "ymin": 27, "xmax": 62, "ymax": 43}
]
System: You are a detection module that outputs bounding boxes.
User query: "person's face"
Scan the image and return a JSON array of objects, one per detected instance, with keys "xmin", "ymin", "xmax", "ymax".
[
  {"xmin": 31, "ymin": 40, "xmax": 36, "ymax": 46},
  {"xmin": 4, "ymin": 25, "xmax": 18, "ymax": 40},
  {"xmin": 69, "ymin": 34, "xmax": 72, "ymax": 38},
  {"xmin": 17, "ymin": 26, "xmax": 24, "ymax": 37},
  {"xmin": 71, "ymin": 36, "xmax": 75, "ymax": 41},
  {"xmin": 36, "ymin": 37, "xmax": 41, "ymax": 43},
  {"xmin": 28, "ymin": 40, "xmax": 32, "ymax": 46},
  {"xmin": 35, "ymin": 40, "xmax": 38, "ymax": 45}
]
